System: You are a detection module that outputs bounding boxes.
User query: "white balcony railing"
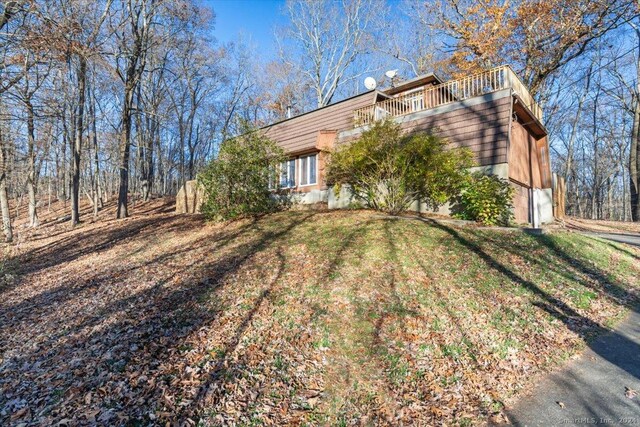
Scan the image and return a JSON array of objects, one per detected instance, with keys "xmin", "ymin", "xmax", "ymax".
[{"xmin": 353, "ymin": 65, "xmax": 542, "ymax": 127}]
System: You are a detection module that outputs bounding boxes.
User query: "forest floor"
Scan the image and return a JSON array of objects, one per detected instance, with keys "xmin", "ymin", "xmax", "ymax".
[
  {"xmin": 0, "ymin": 198, "xmax": 639, "ymax": 426},
  {"xmin": 565, "ymin": 217, "xmax": 640, "ymax": 234}
]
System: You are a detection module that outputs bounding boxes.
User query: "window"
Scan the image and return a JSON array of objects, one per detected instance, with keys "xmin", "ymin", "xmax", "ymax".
[
  {"xmin": 280, "ymin": 159, "xmax": 296, "ymax": 188},
  {"xmin": 410, "ymin": 94, "xmax": 424, "ymax": 112},
  {"xmin": 374, "ymin": 106, "xmax": 390, "ymax": 120},
  {"xmin": 405, "ymin": 88, "xmax": 424, "ymax": 113},
  {"xmin": 299, "ymin": 154, "xmax": 317, "ymax": 186}
]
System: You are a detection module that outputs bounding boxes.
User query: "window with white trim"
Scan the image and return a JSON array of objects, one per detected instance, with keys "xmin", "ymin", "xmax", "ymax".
[
  {"xmin": 299, "ymin": 154, "xmax": 317, "ymax": 186},
  {"xmin": 405, "ymin": 87, "xmax": 424, "ymax": 112},
  {"xmin": 280, "ymin": 159, "xmax": 296, "ymax": 188}
]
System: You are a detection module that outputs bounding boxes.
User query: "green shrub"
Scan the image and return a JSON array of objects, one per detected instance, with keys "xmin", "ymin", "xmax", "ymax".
[
  {"xmin": 198, "ymin": 124, "xmax": 287, "ymax": 221},
  {"xmin": 452, "ymin": 172, "xmax": 515, "ymax": 226},
  {"xmin": 326, "ymin": 120, "xmax": 474, "ymax": 215}
]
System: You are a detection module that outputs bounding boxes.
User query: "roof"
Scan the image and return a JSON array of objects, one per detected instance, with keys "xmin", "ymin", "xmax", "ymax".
[
  {"xmin": 260, "ymin": 90, "xmax": 381, "ymax": 129},
  {"xmin": 512, "ymin": 95, "xmax": 547, "ymax": 138},
  {"xmin": 383, "ymin": 73, "xmax": 443, "ymax": 96},
  {"xmin": 260, "ymin": 73, "xmax": 443, "ymax": 129}
]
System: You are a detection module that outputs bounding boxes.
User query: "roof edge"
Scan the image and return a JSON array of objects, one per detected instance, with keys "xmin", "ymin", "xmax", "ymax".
[
  {"xmin": 382, "ymin": 73, "xmax": 443, "ymax": 96},
  {"xmin": 261, "ymin": 90, "xmax": 385, "ymax": 129}
]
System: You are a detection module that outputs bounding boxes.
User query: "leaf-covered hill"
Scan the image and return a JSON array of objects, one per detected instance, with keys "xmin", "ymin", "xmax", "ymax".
[{"xmin": 1, "ymin": 199, "xmax": 638, "ymax": 425}]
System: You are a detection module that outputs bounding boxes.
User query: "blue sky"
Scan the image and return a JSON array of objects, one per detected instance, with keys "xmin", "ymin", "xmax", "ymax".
[{"xmin": 205, "ymin": 0, "xmax": 287, "ymax": 59}]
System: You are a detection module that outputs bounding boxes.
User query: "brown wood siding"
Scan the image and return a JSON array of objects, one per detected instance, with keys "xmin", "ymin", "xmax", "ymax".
[
  {"xmin": 316, "ymin": 131, "xmax": 336, "ymax": 190},
  {"xmin": 537, "ymin": 136, "xmax": 552, "ymax": 188},
  {"xmin": 368, "ymin": 95, "xmax": 512, "ymax": 166},
  {"xmin": 509, "ymin": 120, "xmax": 551, "ymax": 189},
  {"xmin": 509, "ymin": 120, "xmax": 532, "ymax": 186},
  {"xmin": 266, "ymin": 91, "xmax": 517, "ymax": 187},
  {"xmin": 262, "ymin": 92, "xmax": 374, "ymax": 154}
]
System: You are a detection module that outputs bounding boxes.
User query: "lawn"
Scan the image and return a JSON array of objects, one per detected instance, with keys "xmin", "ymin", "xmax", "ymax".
[{"xmin": 1, "ymin": 199, "xmax": 638, "ymax": 426}]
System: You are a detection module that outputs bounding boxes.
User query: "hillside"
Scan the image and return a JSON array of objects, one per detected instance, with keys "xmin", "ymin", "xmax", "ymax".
[{"xmin": 1, "ymin": 199, "xmax": 639, "ymax": 426}]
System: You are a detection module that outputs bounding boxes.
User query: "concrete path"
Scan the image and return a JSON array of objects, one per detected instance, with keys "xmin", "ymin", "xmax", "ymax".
[
  {"xmin": 582, "ymin": 232, "xmax": 640, "ymax": 248},
  {"xmin": 505, "ymin": 309, "xmax": 640, "ymax": 426}
]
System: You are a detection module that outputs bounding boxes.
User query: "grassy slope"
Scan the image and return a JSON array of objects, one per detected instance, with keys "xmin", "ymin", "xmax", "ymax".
[{"xmin": 0, "ymin": 202, "xmax": 638, "ymax": 426}]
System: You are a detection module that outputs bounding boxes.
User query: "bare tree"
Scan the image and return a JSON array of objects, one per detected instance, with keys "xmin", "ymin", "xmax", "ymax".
[
  {"xmin": 278, "ymin": 0, "xmax": 383, "ymax": 109},
  {"xmin": 0, "ymin": 110, "xmax": 12, "ymax": 242},
  {"xmin": 43, "ymin": 0, "xmax": 113, "ymax": 225},
  {"xmin": 115, "ymin": 0, "xmax": 155, "ymax": 219},
  {"xmin": 628, "ymin": 22, "xmax": 640, "ymax": 221},
  {"xmin": 13, "ymin": 56, "xmax": 50, "ymax": 226},
  {"xmin": 602, "ymin": 23, "xmax": 640, "ymax": 221}
]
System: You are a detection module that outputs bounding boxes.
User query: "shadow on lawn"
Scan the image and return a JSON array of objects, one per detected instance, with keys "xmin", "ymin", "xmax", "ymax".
[
  {"xmin": 17, "ymin": 214, "xmax": 181, "ymax": 273},
  {"xmin": 191, "ymin": 248, "xmax": 287, "ymax": 412},
  {"xmin": 415, "ymin": 218, "xmax": 639, "ymax": 383},
  {"xmin": 2, "ymin": 211, "xmax": 638, "ymax": 425},
  {"xmin": 192, "ymin": 215, "xmax": 390, "ymax": 425},
  {"xmin": 1, "ymin": 215, "xmax": 259, "ymax": 325},
  {"xmin": 15, "ymin": 197, "xmax": 177, "ymax": 246},
  {"xmin": 599, "ymin": 239, "xmax": 640, "ymax": 261},
  {"xmin": 0, "ymin": 210, "xmax": 320, "ymax": 425}
]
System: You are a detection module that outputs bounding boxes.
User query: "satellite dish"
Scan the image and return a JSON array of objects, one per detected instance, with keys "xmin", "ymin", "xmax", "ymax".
[
  {"xmin": 364, "ymin": 76, "xmax": 377, "ymax": 90},
  {"xmin": 385, "ymin": 69, "xmax": 398, "ymax": 79}
]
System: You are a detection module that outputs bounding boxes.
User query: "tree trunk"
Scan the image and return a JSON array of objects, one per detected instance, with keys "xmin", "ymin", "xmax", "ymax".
[
  {"xmin": 0, "ymin": 129, "xmax": 12, "ymax": 243},
  {"xmin": 102, "ymin": 170, "xmax": 109, "ymax": 202},
  {"xmin": 0, "ymin": 178, "xmax": 11, "ymax": 243},
  {"xmin": 564, "ymin": 65, "xmax": 591, "ymax": 206},
  {"xmin": 25, "ymin": 98, "xmax": 39, "ymax": 227},
  {"xmin": 142, "ymin": 122, "xmax": 153, "ymax": 201},
  {"xmin": 61, "ymin": 107, "xmax": 69, "ymax": 201},
  {"xmin": 88, "ymin": 82, "xmax": 102, "ymax": 218},
  {"xmin": 631, "ymin": 91, "xmax": 640, "ymax": 221},
  {"xmin": 134, "ymin": 85, "xmax": 150, "ymax": 202},
  {"xmin": 141, "ymin": 114, "xmax": 156, "ymax": 201},
  {"xmin": 117, "ymin": 76, "xmax": 135, "ymax": 219},
  {"xmin": 591, "ymin": 80, "xmax": 600, "ymax": 220},
  {"xmin": 607, "ymin": 176, "xmax": 613, "ymax": 220},
  {"xmin": 71, "ymin": 56, "xmax": 87, "ymax": 226}
]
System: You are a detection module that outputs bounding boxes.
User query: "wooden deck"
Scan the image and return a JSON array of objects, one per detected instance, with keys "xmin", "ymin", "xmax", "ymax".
[{"xmin": 354, "ymin": 65, "xmax": 542, "ymax": 127}]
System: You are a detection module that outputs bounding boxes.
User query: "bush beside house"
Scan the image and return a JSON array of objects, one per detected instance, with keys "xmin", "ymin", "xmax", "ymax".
[
  {"xmin": 452, "ymin": 172, "xmax": 515, "ymax": 226},
  {"xmin": 198, "ymin": 126, "xmax": 287, "ymax": 221},
  {"xmin": 326, "ymin": 120, "xmax": 474, "ymax": 215},
  {"xmin": 196, "ymin": 120, "xmax": 518, "ymax": 225}
]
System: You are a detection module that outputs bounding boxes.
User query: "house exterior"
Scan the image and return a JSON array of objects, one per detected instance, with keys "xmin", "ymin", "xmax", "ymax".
[{"xmin": 262, "ymin": 65, "xmax": 553, "ymax": 225}]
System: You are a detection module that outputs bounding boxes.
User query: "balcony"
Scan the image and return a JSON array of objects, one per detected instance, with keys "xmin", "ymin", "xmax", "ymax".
[{"xmin": 353, "ymin": 65, "xmax": 542, "ymax": 127}]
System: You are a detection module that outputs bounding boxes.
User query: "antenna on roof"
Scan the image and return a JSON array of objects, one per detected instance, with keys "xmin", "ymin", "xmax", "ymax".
[
  {"xmin": 364, "ymin": 76, "xmax": 377, "ymax": 90},
  {"xmin": 385, "ymin": 69, "xmax": 398, "ymax": 87}
]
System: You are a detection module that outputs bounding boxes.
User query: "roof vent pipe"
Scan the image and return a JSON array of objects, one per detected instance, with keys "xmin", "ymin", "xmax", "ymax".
[{"xmin": 286, "ymin": 105, "xmax": 292, "ymax": 119}]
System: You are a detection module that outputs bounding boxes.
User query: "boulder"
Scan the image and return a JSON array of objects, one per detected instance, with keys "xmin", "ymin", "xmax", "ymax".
[{"xmin": 175, "ymin": 180, "xmax": 206, "ymax": 214}]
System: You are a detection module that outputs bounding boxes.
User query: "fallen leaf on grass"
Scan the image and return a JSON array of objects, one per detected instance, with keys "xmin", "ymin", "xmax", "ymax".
[
  {"xmin": 3, "ymin": 202, "xmax": 640, "ymax": 426},
  {"xmin": 10, "ymin": 407, "xmax": 28, "ymax": 420}
]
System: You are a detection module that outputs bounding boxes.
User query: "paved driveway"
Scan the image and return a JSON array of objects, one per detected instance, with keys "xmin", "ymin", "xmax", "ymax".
[
  {"xmin": 505, "ymin": 309, "xmax": 640, "ymax": 426},
  {"xmin": 581, "ymin": 232, "xmax": 640, "ymax": 248}
]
